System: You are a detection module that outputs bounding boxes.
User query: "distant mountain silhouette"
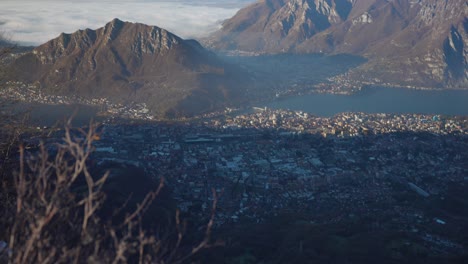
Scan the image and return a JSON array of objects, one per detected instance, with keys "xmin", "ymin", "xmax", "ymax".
[
  {"xmin": 207, "ymin": 0, "xmax": 467, "ymax": 88},
  {"xmin": 7, "ymin": 19, "xmax": 248, "ymax": 117}
]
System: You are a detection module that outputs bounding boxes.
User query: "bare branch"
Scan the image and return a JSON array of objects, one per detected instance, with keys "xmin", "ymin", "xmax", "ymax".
[{"xmin": 121, "ymin": 178, "xmax": 164, "ymax": 228}]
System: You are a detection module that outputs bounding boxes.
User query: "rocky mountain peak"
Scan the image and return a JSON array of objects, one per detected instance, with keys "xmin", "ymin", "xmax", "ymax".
[
  {"xmin": 273, "ymin": 0, "xmax": 354, "ymax": 35},
  {"xmin": 104, "ymin": 18, "xmax": 125, "ymax": 41},
  {"xmin": 32, "ymin": 19, "xmax": 184, "ymax": 65}
]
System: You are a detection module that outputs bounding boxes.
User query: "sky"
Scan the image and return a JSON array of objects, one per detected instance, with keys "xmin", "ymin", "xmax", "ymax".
[{"xmin": 0, "ymin": 0, "xmax": 253, "ymax": 46}]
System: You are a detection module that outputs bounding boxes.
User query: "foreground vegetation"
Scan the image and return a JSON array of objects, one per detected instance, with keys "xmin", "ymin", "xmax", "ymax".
[{"xmin": 0, "ymin": 120, "xmax": 220, "ymax": 263}]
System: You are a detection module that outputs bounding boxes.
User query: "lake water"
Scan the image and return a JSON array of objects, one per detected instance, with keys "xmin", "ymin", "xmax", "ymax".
[
  {"xmin": 264, "ymin": 87, "xmax": 468, "ymax": 117},
  {"xmin": 12, "ymin": 87, "xmax": 468, "ymax": 127}
]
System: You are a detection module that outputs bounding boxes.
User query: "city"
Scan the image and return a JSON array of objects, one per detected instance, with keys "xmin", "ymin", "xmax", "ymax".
[
  {"xmin": 20, "ymin": 107, "xmax": 465, "ymax": 259},
  {"xmin": 3, "ymin": 78, "xmax": 468, "ymax": 259}
]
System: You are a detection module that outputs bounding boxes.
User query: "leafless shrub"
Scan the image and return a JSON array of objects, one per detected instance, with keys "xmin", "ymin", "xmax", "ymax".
[
  {"xmin": 0, "ymin": 101, "xmax": 27, "ymax": 244},
  {"xmin": 3, "ymin": 120, "xmax": 218, "ymax": 263}
]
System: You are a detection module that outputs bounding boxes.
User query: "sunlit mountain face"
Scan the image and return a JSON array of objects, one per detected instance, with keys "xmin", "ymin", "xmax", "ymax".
[{"xmin": 207, "ymin": 0, "xmax": 468, "ymax": 88}]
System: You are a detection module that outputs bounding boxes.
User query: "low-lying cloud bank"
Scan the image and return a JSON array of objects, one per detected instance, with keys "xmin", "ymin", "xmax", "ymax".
[{"xmin": 0, "ymin": 0, "xmax": 252, "ymax": 46}]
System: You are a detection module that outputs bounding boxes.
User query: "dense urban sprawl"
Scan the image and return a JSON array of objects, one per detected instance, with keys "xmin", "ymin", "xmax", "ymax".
[{"xmin": 27, "ymin": 109, "xmax": 467, "ymax": 255}]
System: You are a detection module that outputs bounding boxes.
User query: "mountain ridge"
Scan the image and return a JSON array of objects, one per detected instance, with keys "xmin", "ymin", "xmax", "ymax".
[{"xmin": 7, "ymin": 18, "xmax": 248, "ymax": 117}]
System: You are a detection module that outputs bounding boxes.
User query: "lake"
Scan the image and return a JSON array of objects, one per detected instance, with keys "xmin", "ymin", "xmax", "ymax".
[
  {"xmin": 11, "ymin": 87, "xmax": 468, "ymax": 127},
  {"xmin": 263, "ymin": 87, "xmax": 468, "ymax": 117}
]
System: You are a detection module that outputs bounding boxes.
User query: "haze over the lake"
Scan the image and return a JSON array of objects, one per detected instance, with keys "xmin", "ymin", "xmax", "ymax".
[{"xmin": 0, "ymin": 0, "xmax": 253, "ymax": 46}]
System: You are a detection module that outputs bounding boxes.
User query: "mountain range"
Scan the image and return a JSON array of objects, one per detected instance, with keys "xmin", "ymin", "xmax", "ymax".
[
  {"xmin": 207, "ymin": 0, "xmax": 468, "ymax": 88},
  {"xmin": 7, "ymin": 18, "xmax": 248, "ymax": 117}
]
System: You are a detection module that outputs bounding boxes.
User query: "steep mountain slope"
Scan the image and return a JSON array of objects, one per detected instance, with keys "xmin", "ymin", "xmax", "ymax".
[
  {"xmin": 208, "ymin": 0, "xmax": 352, "ymax": 52},
  {"xmin": 208, "ymin": 0, "xmax": 467, "ymax": 88},
  {"xmin": 297, "ymin": 0, "xmax": 468, "ymax": 88},
  {"xmin": 7, "ymin": 19, "xmax": 248, "ymax": 117}
]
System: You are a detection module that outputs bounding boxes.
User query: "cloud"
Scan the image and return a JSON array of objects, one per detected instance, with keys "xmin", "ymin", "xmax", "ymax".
[{"xmin": 0, "ymin": 0, "xmax": 251, "ymax": 46}]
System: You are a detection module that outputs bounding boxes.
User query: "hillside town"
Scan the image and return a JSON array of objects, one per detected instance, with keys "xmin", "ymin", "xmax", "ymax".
[{"xmin": 1, "ymin": 82, "xmax": 156, "ymax": 120}]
